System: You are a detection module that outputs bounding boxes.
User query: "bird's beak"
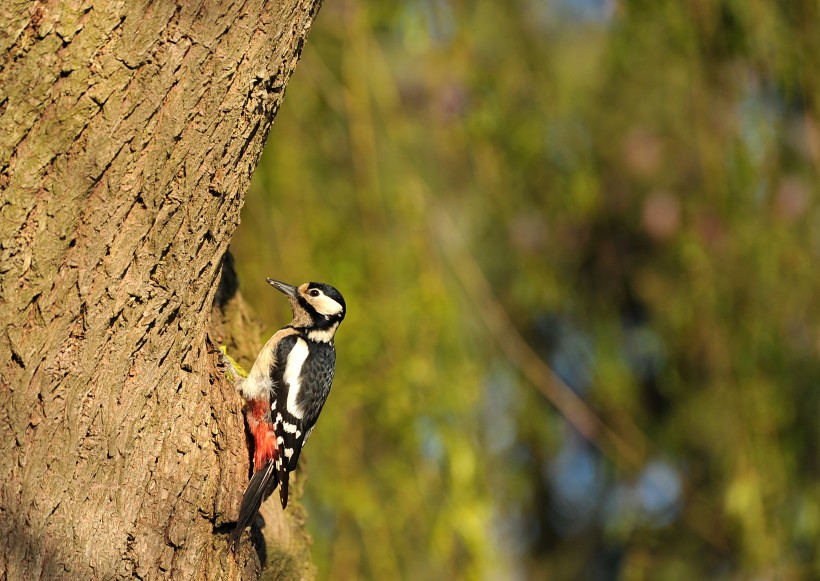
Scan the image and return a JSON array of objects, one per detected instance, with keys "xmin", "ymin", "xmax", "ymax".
[{"xmin": 266, "ymin": 278, "xmax": 298, "ymax": 298}]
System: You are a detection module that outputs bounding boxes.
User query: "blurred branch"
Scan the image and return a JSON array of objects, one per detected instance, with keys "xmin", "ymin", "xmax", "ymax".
[
  {"xmin": 431, "ymin": 206, "xmax": 732, "ymax": 553},
  {"xmin": 431, "ymin": 207, "xmax": 646, "ymax": 469}
]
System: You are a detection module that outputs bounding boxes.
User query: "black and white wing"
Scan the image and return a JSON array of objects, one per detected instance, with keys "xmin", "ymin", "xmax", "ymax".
[{"xmin": 270, "ymin": 335, "xmax": 336, "ymax": 508}]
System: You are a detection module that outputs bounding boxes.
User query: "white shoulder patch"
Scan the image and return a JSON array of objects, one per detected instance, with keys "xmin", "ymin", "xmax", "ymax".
[
  {"xmin": 245, "ymin": 328, "xmax": 297, "ymax": 400},
  {"xmin": 284, "ymin": 338, "xmax": 309, "ymax": 419}
]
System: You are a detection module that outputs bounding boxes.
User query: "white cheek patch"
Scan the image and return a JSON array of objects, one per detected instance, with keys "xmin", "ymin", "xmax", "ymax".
[
  {"xmin": 310, "ymin": 293, "xmax": 344, "ymax": 316},
  {"xmin": 284, "ymin": 338, "xmax": 309, "ymax": 419}
]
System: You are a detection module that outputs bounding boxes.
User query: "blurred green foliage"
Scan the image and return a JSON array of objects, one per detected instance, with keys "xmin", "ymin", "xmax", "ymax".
[{"xmin": 232, "ymin": 0, "xmax": 820, "ymax": 578}]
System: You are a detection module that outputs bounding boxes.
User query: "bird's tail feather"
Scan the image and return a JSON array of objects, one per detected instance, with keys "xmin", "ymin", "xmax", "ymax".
[{"xmin": 229, "ymin": 461, "xmax": 278, "ymax": 550}]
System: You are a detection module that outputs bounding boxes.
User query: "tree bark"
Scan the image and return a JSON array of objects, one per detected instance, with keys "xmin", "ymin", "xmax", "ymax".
[{"xmin": 0, "ymin": 1, "xmax": 320, "ymax": 579}]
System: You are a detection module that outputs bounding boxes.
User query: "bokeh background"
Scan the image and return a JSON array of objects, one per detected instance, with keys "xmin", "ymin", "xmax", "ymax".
[{"xmin": 231, "ymin": 0, "xmax": 820, "ymax": 578}]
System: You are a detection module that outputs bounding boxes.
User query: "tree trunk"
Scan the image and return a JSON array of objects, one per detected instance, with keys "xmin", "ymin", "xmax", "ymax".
[{"xmin": 0, "ymin": 1, "xmax": 321, "ymax": 579}]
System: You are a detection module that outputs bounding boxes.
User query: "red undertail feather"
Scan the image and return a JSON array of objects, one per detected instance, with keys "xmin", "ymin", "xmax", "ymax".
[
  {"xmin": 230, "ymin": 399, "xmax": 280, "ymax": 550},
  {"xmin": 247, "ymin": 399, "xmax": 278, "ymax": 471}
]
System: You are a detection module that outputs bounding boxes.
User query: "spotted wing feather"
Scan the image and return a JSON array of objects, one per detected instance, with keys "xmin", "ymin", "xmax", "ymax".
[{"xmin": 270, "ymin": 336, "xmax": 336, "ymax": 507}]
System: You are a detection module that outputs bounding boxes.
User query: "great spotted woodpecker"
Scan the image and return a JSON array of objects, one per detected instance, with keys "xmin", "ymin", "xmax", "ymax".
[{"xmin": 227, "ymin": 278, "xmax": 346, "ymax": 548}]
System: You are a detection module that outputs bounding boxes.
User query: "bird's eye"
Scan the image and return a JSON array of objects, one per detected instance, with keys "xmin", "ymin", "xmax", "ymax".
[{"xmin": 308, "ymin": 289, "xmax": 320, "ymax": 297}]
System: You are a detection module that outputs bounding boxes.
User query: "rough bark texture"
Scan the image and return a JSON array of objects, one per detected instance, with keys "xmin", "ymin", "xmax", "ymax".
[{"xmin": 0, "ymin": 1, "xmax": 320, "ymax": 579}]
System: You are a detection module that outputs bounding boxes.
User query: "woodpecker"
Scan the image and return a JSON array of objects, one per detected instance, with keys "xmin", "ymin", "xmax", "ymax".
[{"xmin": 227, "ymin": 278, "xmax": 346, "ymax": 548}]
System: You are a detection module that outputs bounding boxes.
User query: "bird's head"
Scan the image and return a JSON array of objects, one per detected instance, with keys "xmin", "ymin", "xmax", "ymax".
[{"xmin": 267, "ymin": 278, "xmax": 346, "ymax": 340}]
